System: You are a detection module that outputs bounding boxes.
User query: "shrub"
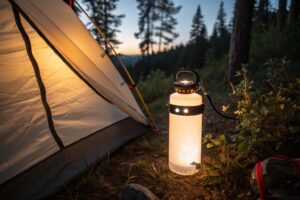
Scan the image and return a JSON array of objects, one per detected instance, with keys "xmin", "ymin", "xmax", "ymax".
[
  {"xmin": 139, "ymin": 69, "xmax": 172, "ymax": 103},
  {"xmin": 138, "ymin": 70, "xmax": 173, "ymax": 119},
  {"xmin": 250, "ymin": 24, "xmax": 300, "ymax": 76},
  {"xmin": 201, "ymin": 60, "xmax": 300, "ymax": 199}
]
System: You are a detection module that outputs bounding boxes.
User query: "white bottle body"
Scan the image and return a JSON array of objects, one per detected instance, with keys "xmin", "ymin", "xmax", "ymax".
[{"xmin": 168, "ymin": 92, "xmax": 203, "ymax": 175}]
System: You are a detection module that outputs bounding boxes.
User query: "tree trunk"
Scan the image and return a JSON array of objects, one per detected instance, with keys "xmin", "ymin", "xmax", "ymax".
[
  {"xmin": 277, "ymin": 0, "xmax": 287, "ymax": 30},
  {"xmin": 257, "ymin": 0, "xmax": 269, "ymax": 24},
  {"xmin": 228, "ymin": 0, "xmax": 255, "ymax": 84},
  {"xmin": 158, "ymin": 16, "xmax": 163, "ymax": 53},
  {"xmin": 146, "ymin": 13, "xmax": 150, "ymax": 58},
  {"xmin": 288, "ymin": 0, "xmax": 300, "ymax": 24},
  {"xmin": 104, "ymin": 0, "xmax": 109, "ymax": 54},
  {"xmin": 88, "ymin": 0, "xmax": 99, "ymax": 41}
]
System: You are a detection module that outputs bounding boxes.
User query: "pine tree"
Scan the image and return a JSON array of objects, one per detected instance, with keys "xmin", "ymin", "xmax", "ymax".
[
  {"xmin": 211, "ymin": 24, "xmax": 218, "ymax": 41},
  {"xmin": 155, "ymin": 0, "xmax": 181, "ymax": 52},
  {"xmin": 215, "ymin": 1, "xmax": 227, "ymax": 37},
  {"xmin": 82, "ymin": 0, "xmax": 124, "ymax": 54},
  {"xmin": 190, "ymin": 5, "xmax": 207, "ymax": 43},
  {"xmin": 277, "ymin": 0, "xmax": 287, "ymax": 30},
  {"xmin": 288, "ymin": 0, "xmax": 300, "ymax": 24},
  {"xmin": 256, "ymin": 0, "xmax": 270, "ymax": 26},
  {"xmin": 135, "ymin": 0, "xmax": 158, "ymax": 57},
  {"xmin": 209, "ymin": 1, "xmax": 230, "ymax": 60},
  {"xmin": 187, "ymin": 5, "xmax": 208, "ymax": 68}
]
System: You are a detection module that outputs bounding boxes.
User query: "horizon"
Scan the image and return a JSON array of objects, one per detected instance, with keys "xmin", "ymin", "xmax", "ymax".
[
  {"xmin": 79, "ymin": 0, "xmax": 282, "ymax": 55},
  {"xmin": 115, "ymin": 0, "xmax": 234, "ymax": 55}
]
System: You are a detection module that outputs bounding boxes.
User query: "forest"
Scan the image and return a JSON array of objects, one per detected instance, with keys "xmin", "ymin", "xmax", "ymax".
[
  {"xmin": 77, "ymin": 0, "xmax": 300, "ymax": 81},
  {"xmin": 57, "ymin": 0, "xmax": 300, "ymax": 199}
]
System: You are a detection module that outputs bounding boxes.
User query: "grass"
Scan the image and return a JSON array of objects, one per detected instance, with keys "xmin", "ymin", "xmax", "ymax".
[
  {"xmin": 52, "ymin": 68, "xmax": 242, "ymax": 199},
  {"xmin": 52, "ymin": 101, "xmax": 238, "ymax": 200}
]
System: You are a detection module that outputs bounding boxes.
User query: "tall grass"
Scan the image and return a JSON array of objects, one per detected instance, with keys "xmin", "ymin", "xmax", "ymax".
[{"xmin": 138, "ymin": 70, "xmax": 173, "ymax": 121}]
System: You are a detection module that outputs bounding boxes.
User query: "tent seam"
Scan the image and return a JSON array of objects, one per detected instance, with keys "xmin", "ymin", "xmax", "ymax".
[
  {"xmin": 11, "ymin": 0, "xmax": 148, "ymax": 123},
  {"xmin": 10, "ymin": 2, "xmax": 64, "ymax": 149},
  {"xmin": 27, "ymin": 0, "xmax": 129, "ymax": 103},
  {"xmin": 10, "ymin": 1, "xmax": 113, "ymax": 104},
  {"xmin": 24, "ymin": 0, "xmax": 147, "ymax": 122}
]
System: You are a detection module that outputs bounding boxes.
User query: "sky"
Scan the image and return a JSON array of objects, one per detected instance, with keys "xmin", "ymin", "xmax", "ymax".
[
  {"xmin": 90, "ymin": 0, "xmax": 281, "ymax": 55},
  {"xmin": 114, "ymin": 0, "xmax": 235, "ymax": 55}
]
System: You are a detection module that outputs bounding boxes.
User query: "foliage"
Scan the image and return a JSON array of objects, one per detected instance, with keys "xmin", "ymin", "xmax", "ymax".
[
  {"xmin": 133, "ymin": 45, "xmax": 185, "ymax": 78},
  {"xmin": 190, "ymin": 5, "xmax": 207, "ymax": 43},
  {"xmin": 139, "ymin": 69, "xmax": 172, "ymax": 102},
  {"xmin": 188, "ymin": 5, "xmax": 208, "ymax": 69},
  {"xmin": 200, "ymin": 61, "xmax": 299, "ymax": 198},
  {"xmin": 254, "ymin": 0, "xmax": 271, "ymax": 27},
  {"xmin": 135, "ymin": 0, "xmax": 157, "ymax": 56},
  {"xmin": 250, "ymin": 23, "xmax": 300, "ymax": 74},
  {"xmin": 132, "ymin": 1, "xmax": 232, "ymax": 79},
  {"xmin": 209, "ymin": 1, "xmax": 231, "ymax": 61},
  {"xmin": 199, "ymin": 54, "xmax": 229, "ymax": 100},
  {"xmin": 138, "ymin": 70, "xmax": 172, "ymax": 118},
  {"xmin": 80, "ymin": 0, "xmax": 124, "ymax": 53},
  {"xmin": 135, "ymin": 0, "xmax": 181, "ymax": 56},
  {"xmin": 155, "ymin": 0, "xmax": 181, "ymax": 52}
]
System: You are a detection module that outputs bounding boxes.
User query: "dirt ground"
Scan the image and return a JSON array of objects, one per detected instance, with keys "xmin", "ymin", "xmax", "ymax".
[{"xmin": 52, "ymin": 106, "xmax": 237, "ymax": 200}]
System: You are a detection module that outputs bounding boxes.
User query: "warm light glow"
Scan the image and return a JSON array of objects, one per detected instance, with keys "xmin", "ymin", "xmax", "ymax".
[
  {"xmin": 169, "ymin": 93, "xmax": 203, "ymax": 175},
  {"xmin": 180, "ymin": 80, "xmax": 193, "ymax": 84}
]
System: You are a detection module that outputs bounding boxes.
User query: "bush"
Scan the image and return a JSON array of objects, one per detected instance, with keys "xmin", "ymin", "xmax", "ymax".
[
  {"xmin": 138, "ymin": 70, "xmax": 173, "ymax": 118},
  {"xmin": 199, "ymin": 54, "xmax": 230, "ymax": 100},
  {"xmin": 201, "ymin": 60, "xmax": 300, "ymax": 199},
  {"xmin": 250, "ymin": 24, "xmax": 300, "ymax": 77}
]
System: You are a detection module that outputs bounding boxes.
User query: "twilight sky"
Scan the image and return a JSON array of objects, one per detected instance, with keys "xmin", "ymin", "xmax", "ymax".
[
  {"xmin": 105, "ymin": 0, "xmax": 280, "ymax": 55},
  {"xmin": 114, "ymin": 0, "xmax": 234, "ymax": 55}
]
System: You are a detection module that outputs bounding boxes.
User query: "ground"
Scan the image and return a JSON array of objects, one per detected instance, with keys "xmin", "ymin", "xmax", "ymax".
[{"xmin": 52, "ymin": 105, "xmax": 238, "ymax": 200}]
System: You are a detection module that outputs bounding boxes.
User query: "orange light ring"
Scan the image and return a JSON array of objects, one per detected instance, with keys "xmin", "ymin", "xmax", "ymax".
[{"xmin": 175, "ymin": 88, "xmax": 196, "ymax": 94}]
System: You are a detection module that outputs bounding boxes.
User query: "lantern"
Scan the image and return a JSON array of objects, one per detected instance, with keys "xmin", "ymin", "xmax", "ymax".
[{"xmin": 168, "ymin": 70, "xmax": 203, "ymax": 175}]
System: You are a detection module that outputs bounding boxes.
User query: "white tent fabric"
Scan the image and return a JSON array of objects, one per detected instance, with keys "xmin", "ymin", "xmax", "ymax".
[
  {"xmin": 0, "ymin": 0, "xmax": 148, "ymax": 195},
  {"xmin": 15, "ymin": 0, "xmax": 146, "ymax": 124},
  {"xmin": 0, "ymin": 2, "xmax": 60, "ymax": 184},
  {"xmin": 22, "ymin": 17, "xmax": 129, "ymax": 146}
]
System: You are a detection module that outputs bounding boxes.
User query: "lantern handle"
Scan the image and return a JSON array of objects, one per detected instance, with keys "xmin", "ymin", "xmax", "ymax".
[{"xmin": 174, "ymin": 69, "xmax": 200, "ymax": 85}]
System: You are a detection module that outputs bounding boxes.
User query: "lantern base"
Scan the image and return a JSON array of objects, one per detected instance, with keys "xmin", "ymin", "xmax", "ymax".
[{"xmin": 169, "ymin": 161, "xmax": 198, "ymax": 176}]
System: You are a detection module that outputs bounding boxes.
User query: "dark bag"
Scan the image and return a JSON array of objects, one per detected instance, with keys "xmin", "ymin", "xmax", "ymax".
[{"xmin": 251, "ymin": 155, "xmax": 300, "ymax": 200}]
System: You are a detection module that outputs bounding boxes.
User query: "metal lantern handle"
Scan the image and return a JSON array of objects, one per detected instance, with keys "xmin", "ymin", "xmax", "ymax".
[{"xmin": 174, "ymin": 69, "xmax": 200, "ymax": 85}]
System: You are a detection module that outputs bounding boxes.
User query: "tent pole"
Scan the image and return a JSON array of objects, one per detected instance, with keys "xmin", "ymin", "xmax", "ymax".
[{"xmin": 74, "ymin": 0, "xmax": 158, "ymax": 130}]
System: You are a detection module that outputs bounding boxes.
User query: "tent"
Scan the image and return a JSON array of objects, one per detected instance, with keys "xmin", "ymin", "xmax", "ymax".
[{"xmin": 0, "ymin": 0, "xmax": 149, "ymax": 199}]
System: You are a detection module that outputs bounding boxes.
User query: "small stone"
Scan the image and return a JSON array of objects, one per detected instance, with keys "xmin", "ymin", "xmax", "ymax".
[{"xmin": 119, "ymin": 183, "xmax": 159, "ymax": 200}]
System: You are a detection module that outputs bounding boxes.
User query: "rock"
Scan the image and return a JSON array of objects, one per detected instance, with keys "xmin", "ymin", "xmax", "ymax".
[{"xmin": 119, "ymin": 183, "xmax": 159, "ymax": 200}]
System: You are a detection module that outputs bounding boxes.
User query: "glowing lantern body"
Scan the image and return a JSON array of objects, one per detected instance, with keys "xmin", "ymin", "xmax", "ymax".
[{"xmin": 168, "ymin": 70, "xmax": 203, "ymax": 175}]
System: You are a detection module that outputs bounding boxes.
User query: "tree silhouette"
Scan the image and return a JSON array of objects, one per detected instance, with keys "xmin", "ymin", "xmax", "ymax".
[
  {"xmin": 255, "ymin": 0, "xmax": 270, "ymax": 27},
  {"xmin": 288, "ymin": 0, "xmax": 300, "ymax": 24},
  {"xmin": 215, "ymin": 1, "xmax": 227, "ymax": 37},
  {"xmin": 135, "ymin": 0, "xmax": 158, "ymax": 57},
  {"xmin": 190, "ymin": 5, "xmax": 207, "ymax": 43},
  {"xmin": 155, "ymin": 0, "xmax": 181, "ymax": 52},
  {"xmin": 81, "ymin": 0, "xmax": 124, "ymax": 54},
  {"xmin": 277, "ymin": 0, "xmax": 287, "ymax": 30},
  {"xmin": 188, "ymin": 5, "xmax": 208, "ymax": 68},
  {"xmin": 209, "ymin": 1, "xmax": 230, "ymax": 60}
]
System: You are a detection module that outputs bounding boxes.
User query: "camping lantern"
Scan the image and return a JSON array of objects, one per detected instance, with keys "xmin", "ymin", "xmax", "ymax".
[{"xmin": 168, "ymin": 70, "xmax": 203, "ymax": 175}]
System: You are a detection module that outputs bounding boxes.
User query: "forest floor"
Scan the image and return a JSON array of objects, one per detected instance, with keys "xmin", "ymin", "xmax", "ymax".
[{"xmin": 52, "ymin": 104, "xmax": 239, "ymax": 200}]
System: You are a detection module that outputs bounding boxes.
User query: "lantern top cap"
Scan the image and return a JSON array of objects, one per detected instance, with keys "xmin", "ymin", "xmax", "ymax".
[{"xmin": 174, "ymin": 70, "xmax": 199, "ymax": 92}]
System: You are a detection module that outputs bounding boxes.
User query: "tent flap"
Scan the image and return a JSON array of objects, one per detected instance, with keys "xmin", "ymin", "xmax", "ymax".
[
  {"xmin": 0, "ymin": 118, "xmax": 147, "ymax": 200},
  {"xmin": 14, "ymin": 0, "xmax": 147, "ymax": 124},
  {"xmin": 0, "ymin": 0, "xmax": 149, "ymax": 193}
]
